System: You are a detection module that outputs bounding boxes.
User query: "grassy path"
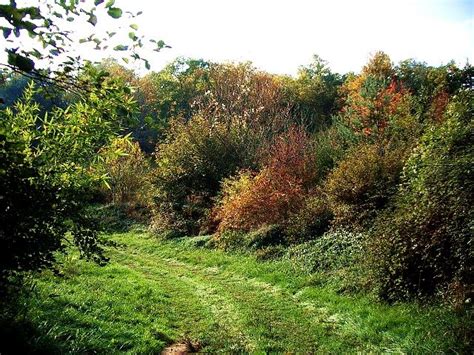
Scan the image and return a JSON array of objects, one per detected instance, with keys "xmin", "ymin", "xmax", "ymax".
[{"xmin": 18, "ymin": 229, "xmax": 468, "ymax": 353}]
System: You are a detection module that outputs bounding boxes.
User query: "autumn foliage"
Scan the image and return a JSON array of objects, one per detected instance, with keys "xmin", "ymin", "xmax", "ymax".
[
  {"xmin": 214, "ymin": 127, "xmax": 316, "ymax": 232},
  {"xmin": 340, "ymin": 52, "xmax": 413, "ymax": 139}
]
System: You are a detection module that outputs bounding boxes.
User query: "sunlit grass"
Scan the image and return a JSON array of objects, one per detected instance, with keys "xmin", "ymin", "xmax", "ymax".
[{"xmin": 5, "ymin": 229, "xmax": 470, "ymax": 353}]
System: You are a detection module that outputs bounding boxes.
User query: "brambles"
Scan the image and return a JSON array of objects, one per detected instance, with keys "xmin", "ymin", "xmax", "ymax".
[
  {"xmin": 286, "ymin": 229, "xmax": 366, "ymax": 274},
  {"xmin": 369, "ymin": 91, "xmax": 473, "ymax": 302},
  {"xmin": 285, "ymin": 191, "xmax": 333, "ymax": 241}
]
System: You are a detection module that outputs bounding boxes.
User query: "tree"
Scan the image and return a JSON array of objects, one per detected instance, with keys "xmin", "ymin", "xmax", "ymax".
[
  {"xmin": 0, "ymin": 0, "xmax": 168, "ymax": 94},
  {"xmin": 0, "ymin": 79, "xmax": 135, "ymax": 288},
  {"xmin": 339, "ymin": 52, "xmax": 416, "ymax": 141},
  {"xmin": 0, "ymin": 0, "xmax": 153, "ymax": 289},
  {"xmin": 279, "ymin": 55, "xmax": 343, "ymax": 132},
  {"xmin": 136, "ymin": 58, "xmax": 211, "ymax": 150}
]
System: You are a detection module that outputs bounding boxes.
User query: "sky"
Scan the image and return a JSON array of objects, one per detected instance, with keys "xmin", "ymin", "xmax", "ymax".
[
  {"xmin": 2, "ymin": 0, "xmax": 473, "ymax": 76},
  {"xmin": 127, "ymin": 0, "xmax": 474, "ymax": 75}
]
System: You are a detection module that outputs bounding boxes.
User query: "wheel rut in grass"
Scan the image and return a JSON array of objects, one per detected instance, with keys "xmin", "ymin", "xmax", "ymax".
[
  {"xmin": 112, "ymin": 241, "xmax": 346, "ymax": 352},
  {"xmin": 114, "ymin": 249, "xmax": 259, "ymax": 351}
]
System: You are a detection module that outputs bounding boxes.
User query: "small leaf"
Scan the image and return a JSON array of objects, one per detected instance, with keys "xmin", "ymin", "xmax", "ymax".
[
  {"xmin": 128, "ymin": 31, "xmax": 137, "ymax": 40},
  {"xmin": 94, "ymin": 0, "xmax": 104, "ymax": 5},
  {"xmin": 30, "ymin": 49, "xmax": 42, "ymax": 58},
  {"xmin": 122, "ymin": 57, "xmax": 129, "ymax": 64},
  {"xmin": 107, "ymin": 7, "xmax": 122, "ymax": 18},
  {"xmin": 130, "ymin": 23, "xmax": 138, "ymax": 30},
  {"xmin": 66, "ymin": 16, "xmax": 74, "ymax": 22},
  {"xmin": 113, "ymin": 44, "xmax": 128, "ymax": 51},
  {"xmin": 88, "ymin": 14, "xmax": 97, "ymax": 26},
  {"xmin": 144, "ymin": 59, "xmax": 150, "ymax": 70},
  {"xmin": 7, "ymin": 51, "xmax": 35, "ymax": 72},
  {"xmin": 24, "ymin": 7, "xmax": 42, "ymax": 20},
  {"xmin": 105, "ymin": 0, "xmax": 115, "ymax": 8},
  {"xmin": 2, "ymin": 27, "xmax": 12, "ymax": 39}
]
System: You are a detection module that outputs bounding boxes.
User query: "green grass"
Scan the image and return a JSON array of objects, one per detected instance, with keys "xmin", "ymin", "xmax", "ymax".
[{"xmin": 5, "ymin": 228, "xmax": 471, "ymax": 353}]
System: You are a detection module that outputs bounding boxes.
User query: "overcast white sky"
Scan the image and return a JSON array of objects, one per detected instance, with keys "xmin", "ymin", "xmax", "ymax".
[
  {"xmin": 127, "ymin": 0, "xmax": 473, "ymax": 75},
  {"xmin": 3, "ymin": 0, "xmax": 473, "ymax": 75}
]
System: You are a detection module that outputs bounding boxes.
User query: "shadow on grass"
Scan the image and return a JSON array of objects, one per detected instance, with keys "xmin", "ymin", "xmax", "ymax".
[
  {"xmin": 0, "ymin": 317, "xmax": 63, "ymax": 355},
  {"xmin": 88, "ymin": 203, "xmax": 149, "ymax": 234},
  {"xmin": 0, "ymin": 283, "xmax": 62, "ymax": 355}
]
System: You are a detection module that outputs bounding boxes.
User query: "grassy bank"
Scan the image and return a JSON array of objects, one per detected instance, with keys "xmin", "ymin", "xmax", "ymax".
[{"xmin": 3, "ymin": 228, "xmax": 470, "ymax": 353}]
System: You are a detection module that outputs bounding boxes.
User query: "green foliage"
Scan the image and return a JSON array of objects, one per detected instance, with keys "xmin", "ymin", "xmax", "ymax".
[
  {"xmin": 324, "ymin": 142, "xmax": 408, "ymax": 229},
  {"xmin": 286, "ymin": 230, "xmax": 365, "ymax": 273},
  {"xmin": 0, "ymin": 136, "xmax": 65, "ymax": 281},
  {"xmin": 280, "ymin": 54, "xmax": 343, "ymax": 131},
  {"xmin": 370, "ymin": 91, "xmax": 474, "ymax": 302},
  {"xmin": 99, "ymin": 136, "xmax": 152, "ymax": 210},
  {"xmin": 396, "ymin": 60, "xmax": 473, "ymax": 120},
  {"xmin": 135, "ymin": 58, "xmax": 211, "ymax": 150},
  {"xmin": 311, "ymin": 119, "xmax": 359, "ymax": 182},
  {"xmin": 0, "ymin": 72, "xmax": 69, "ymax": 111},
  {"xmin": 151, "ymin": 116, "xmax": 257, "ymax": 235},
  {"xmin": 0, "ymin": 0, "xmax": 166, "ymax": 80},
  {"xmin": 0, "ymin": 77, "xmax": 135, "ymax": 287},
  {"xmin": 139, "ymin": 58, "xmax": 211, "ymax": 124}
]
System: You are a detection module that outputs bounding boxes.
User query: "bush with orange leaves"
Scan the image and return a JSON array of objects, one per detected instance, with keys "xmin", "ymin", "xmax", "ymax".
[
  {"xmin": 214, "ymin": 127, "xmax": 317, "ymax": 233},
  {"xmin": 339, "ymin": 52, "xmax": 415, "ymax": 140}
]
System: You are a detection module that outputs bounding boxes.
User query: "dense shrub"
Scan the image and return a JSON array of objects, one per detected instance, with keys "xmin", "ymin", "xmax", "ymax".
[
  {"xmin": 286, "ymin": 229, "xmax": 366, "ymax": 273},
  {"xmin": 0, "ymin": 78, "xmax": 132, "ymax": 288},
  {"xmin": 311, "ymin": 119, "xmax": 359, "ymax": 182},
  {"xmin": 151, "ymin": 116, "xmax": 257, "ymax": 236},
  {"xmin": 99, "ymin": 137, "xmax": 152, "ymax": 217},
  {"xmin": 214, "ymin": 127, "xmax": 316, "ymax": 233},
  {"xmin": 285, "ymin": 191, "xmax": 333, "ymax": 241},
  {"xmin": 279, "ymin": 55, "xmax": 343, "ymax": 132},
  {"xmin": 1, "ymin": 137, "xmax": 65, "ymax": 284},
  {"xmin": 214, "ymin": 168, "xmax": 303, "ymax": 232},
  {"xmin": 196, "ymin": 62, "xmax": 291, "ymax": 136},
  {"xmin": 212, "ymin": 225, "xmax": 286, "ymax": 252},
  {"xmin": 370, "ymin": 91, "xmax": 473, "ymax": 302},
  {"xmin": 324, "ymin": 142, "xmax": 408, "ymax": 229}
]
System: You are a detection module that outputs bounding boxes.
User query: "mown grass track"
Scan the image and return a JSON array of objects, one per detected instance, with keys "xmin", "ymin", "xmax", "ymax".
[{"xmin": 9, "ymin": 228, "xmax": 470, "ymax": 353}]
